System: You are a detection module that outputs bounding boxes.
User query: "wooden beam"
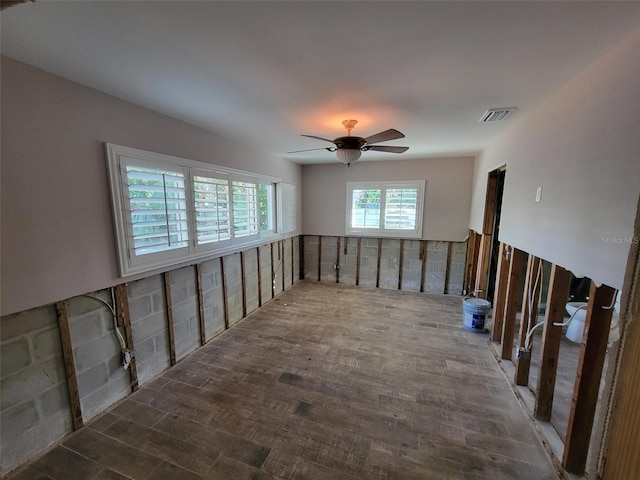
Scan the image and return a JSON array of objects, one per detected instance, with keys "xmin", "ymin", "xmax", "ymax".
[
  {"xmin": 220, "ymin": 257, "xmax": 229, "ymax": 330},
  {"xmin": 298, "ymin": 235, "xmax": 305, "ymax": 281},
  {"xmin": 475, "ymin": 234, "xmax": 492, "ymax": 298},
  {"xmin": 114, "ymin": 284, "xmax": 139, "ymax": 391},
  {"xmin": 443, "ymin": 242, "xmax": 452, "ymax": 294},
  {"xmin": 515, "ymin": 256, "xmax": 542, "ymax": 386},
  {"xmin": 500, "ymin": 248, "xmax": 525, "ymax": 361},
  {"xmin": 490, "ymin": 243, "xmax": 510, "ymax": 342},
  {"xmin": 376, "ymin": 238, "xmax": 382, "ymax": 288},
  {"xmin": 602, "ymin": 194, "xmax": 640, "ymax": 480},
  {"xmin": 482, "ymin": 172, "xmax": 499, "ymax": 234},
  {"xmin": 257, "ymin": 247, "xmax": 263, "ymax": 307},
  {"xmin": 196, "ymin": 265, "xmax": 206, "ymax": 346},
  {"xmin": 281, "ymin": 240, "xmax": 286, "ymax": 292},
  {"xmin": 420, "ymin": 240, "xmax": 427, "ymax": 293},
  {"xmin": 291, "ymin": 237, "xmax": 295, "ymax": 285},
  {"xmin": 240, "ymin": 251, "xmax": 247, "ymax": 318},
  {"xmin": 55, "ymin": 300, "xmax": 83, "ymax": 430},
  {"xmin": 534, "ymin": 264, "xmax": 571, "ymax": 421},
  {"xmin": 563, "ymin": 283, "xmax": 617, "ymax": 474},
  {"xmin": 163, "ymin": 272, "xmax": 177, "ymax": 366},
  {"xmin": 336, "ymin": 237, "xmax": 341, "ymax": 283},
  {"xmin": 398, "ymin": 239, "xmax": 405, "ymax": 290},
  {"xmin": 473, "ymin": 171, "xmax": 500, "ymax": 298},
  {"xmin": 465, "ymin": 230, "xmax": 480, "ymax": 294},
  {"xmin": 317, "ymin": 236, "xmax": 322, "ymax": 281},
  {"xmin": 356, "ymin": 238, "xmax": 361, "ymax": 286},
  {"xmin": 271, "ymin": 242, "xmax": 276, "ymax": 296}
]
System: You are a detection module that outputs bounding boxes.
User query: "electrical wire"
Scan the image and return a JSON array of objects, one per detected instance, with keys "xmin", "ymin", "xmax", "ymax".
[
  {"xmin": 81, "ymin": 290, "xmax": 130, "ymax": 368},
  {"xmin": 523, "ymin": 260, "xmax": 543, "ymax": 351}
]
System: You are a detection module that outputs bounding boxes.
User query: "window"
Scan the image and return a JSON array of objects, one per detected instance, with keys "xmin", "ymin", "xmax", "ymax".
[
  {"xmin": 346, "ymin": 180, "xmax": 424, "ymax": 238},
  {"xmin": 278, "ymin": 183, "xmax": 296, "ymax": 234},
  {"xmin": 107, "ymin": 144, "xmax": 289, "ymax": 276},
  {"xmin": 259, "ymin": 183, "xmax": 276, "ymax": 234},
  {"xmin": 193, "ymin": 170, "xmax": 231, "ymax": 246},
  {"xmin": 126, "ymin": 163, "xmax": 189, "ymax": 255}
]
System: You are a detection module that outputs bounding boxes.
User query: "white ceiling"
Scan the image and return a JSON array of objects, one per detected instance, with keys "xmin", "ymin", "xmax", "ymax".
[{"xmin": 2, "ymin": 1, "xmax": 640, "ymax": 165}]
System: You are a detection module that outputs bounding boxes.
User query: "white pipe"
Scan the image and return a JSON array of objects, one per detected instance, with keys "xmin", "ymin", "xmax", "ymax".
[{"xmin": 601, "ymin": 289, "xmax": 619, "ymax": 310}]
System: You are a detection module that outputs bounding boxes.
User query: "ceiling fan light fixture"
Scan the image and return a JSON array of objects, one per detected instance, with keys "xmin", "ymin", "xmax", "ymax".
[{"xmin": 336, "ymin": 148, "xmax": 361, "ymax": 165}]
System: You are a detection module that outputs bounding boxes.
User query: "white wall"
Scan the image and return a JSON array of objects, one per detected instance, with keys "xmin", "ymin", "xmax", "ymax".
[
  {"xmin": 1, "ymin": 57, "xmax": 301, "ymax": 315},
  {"xmin": 470, "ymin": 29, "xmax": 640, "ymax": 290},
  {"xmin": 302, "ymin": 157, "xmax": 474, "ymax": 241}
]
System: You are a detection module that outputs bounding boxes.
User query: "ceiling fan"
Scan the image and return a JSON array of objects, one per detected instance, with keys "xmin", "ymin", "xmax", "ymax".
[{"xmin": 287, "ymin": 119, "xmax": 409, "ymax": 166}]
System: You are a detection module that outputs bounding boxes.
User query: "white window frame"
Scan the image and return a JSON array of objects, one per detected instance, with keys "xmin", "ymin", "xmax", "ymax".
[
  {"xmin": 345, "ymin": 180, "xmax": 425, "ymax": 239},
  {"xmin": 106, "ymin": 143, "xmax": 285, "ymax": 277}
]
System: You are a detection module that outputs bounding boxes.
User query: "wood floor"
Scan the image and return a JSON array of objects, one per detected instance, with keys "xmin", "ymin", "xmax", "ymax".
[{"xmin": 9, "ymin": 281, "xmax": 559, "ymax": 480}]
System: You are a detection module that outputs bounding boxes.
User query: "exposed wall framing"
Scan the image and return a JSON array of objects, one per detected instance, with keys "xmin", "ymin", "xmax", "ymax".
[
  {"xmin": 302, "ymin": 235, "xmax": 467, "ymax": 295},
  {"xmin": 490, "ymin": 242, "xmax": 509, "ymax": 342},
  {"xmin": 500, "ymin": 248, "xmax": 525, "ymax": 361},
  {"xmin": 534, "ymin": 264, "xmax": 571, "ymax": 421},
  {"xmin": 0, "ymin": 236, "xmax": 301, "ymax": 475},
  {"xmin": 601, "ymin": 194, "xmax": 640, "ymax": 479},
  {"xmin": 563, "ymin": 283, "xmax": 617, "ymax": 474},
  {"xmin": 488, "ymin": 240, "xmax": 626, "ymax": 478},
  {"xmin": 514, "ymin": 255, "xmax": 542, "ymax": 386}
]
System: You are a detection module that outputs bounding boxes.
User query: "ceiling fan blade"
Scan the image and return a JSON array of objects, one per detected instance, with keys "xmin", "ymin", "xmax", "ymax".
[
  {"xmin": 366, "ymin": 145, "xmax": 409, "ymax": 154},
  {"xmin": 301, "ymin": 134, "xmax": 336, "ymax": 144},
  {"xmin": 287, "ymin": 147, "xmax": 334, "ymax": 154},
  {"xmin": 364, "ymin": 129, "xmax": 405, "ymax": 145}
]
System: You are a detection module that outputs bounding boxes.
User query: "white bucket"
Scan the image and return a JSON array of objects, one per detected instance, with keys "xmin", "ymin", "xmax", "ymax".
[{"xmin": 462, "ymin": 297, "xmax": 491, "ymax": 332}]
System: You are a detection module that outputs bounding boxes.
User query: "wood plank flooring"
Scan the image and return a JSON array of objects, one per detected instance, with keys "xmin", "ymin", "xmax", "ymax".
[{"xmin": 8, "ymin": 281, "xmax": 559, "ymax": 480}]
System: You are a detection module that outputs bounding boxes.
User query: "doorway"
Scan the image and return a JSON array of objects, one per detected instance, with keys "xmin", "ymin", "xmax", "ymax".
[
  {"xmin": 486, "ymin": 168, "xmax": 506, "ymax": 302},
  {"xmin": 475, "ymin": 167, "xmax": 506, "ymax": 302}
]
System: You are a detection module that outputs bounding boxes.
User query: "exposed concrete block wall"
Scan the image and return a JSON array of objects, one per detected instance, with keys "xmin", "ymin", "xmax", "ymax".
[
  {"xmin": 127, "ymin": 275, "xmax": 170, "ymax": 385},
  {"xmin": 338, "ymin": 237, "xmax": 358, "ymax": 286},
  {"xmin": 283, "ymin": 238, "xmax": 293, "ymax": 290},
  {"xmin": 359, "ymin": 238, "xmax": 380, "ymax": 288},
  {"xmin": 425, "ymin": 241, "xmax": 448, "ymax": 293},
  {"xmin": 244, "ymin": 249, "xmax": 260, "ymax": 315},
  {"xmin": 0, "ymin": 236, "xmax": 300, "ymax": 475},
  {"xmin": 292, "ymin": 237, "xmax": 300, "ymax": 287},
  {"xmin": 272, "ymin": 242, "xmax": 284, "ymax": 297},
  {"xmin": 200, "ymin": 258, "xmax": 226, "ymax": 341},
  {"xmin": 224, "ymin": 253, "xmax": 244, "ymax": 327},
  {"xmin": 320, "ymin": 236, "xmax": 339, "ymax": 283},
  {"xmin": 302, "ymin": 235, "xmax": 468, "ymax": 296},
  {"xmin": 402, "ymin": 240, "xmax": 423, "ymax": 292},
  {"xmin": 446, "ymin": 242, "xmax": 468, "ymax": 295},
  {"xmin": 1, "ymin": 305, "xmax": 72, "ymax": 474},
  {"xmin": 259, "ymin": 245, "xmax": 274, "ymax": 303},
  {"xmin": 379, "ymin": 239, "xmax": 401, "ymax": 290},
  {"xmin": 169, "ymin": 266, "xmax": 200, "ymax": 361},
  {"xmin": 303, "ymin": 235, "xmax": 320, "ymax": 281},
  {"xmin": 67, "ymin": 292, "xmax": 130, "ymax": 421}
]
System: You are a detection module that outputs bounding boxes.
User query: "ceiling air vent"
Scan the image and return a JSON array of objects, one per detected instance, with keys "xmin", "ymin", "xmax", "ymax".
[{"xmin": 479, "ymin": 107, "xmax": 517, "ymax": 123}]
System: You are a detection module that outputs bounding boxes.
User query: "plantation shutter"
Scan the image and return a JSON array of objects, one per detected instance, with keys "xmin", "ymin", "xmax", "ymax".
[
  {"xmin": 124, "ymin": 164, "xmax": 189, "ymax": 255},
  {"xmin": 193, "ymin": 171, "xmax": 231, "ymax": 245}
]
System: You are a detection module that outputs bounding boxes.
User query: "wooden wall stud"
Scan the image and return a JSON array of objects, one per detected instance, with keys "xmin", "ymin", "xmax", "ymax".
[
  {"xmin": 114, "ymin": 284, "xmax": 139, "ymax": 390},
  {"xmin": 163, "ymin": 272, "xmax": 177, "ymax": 366},
  {"xmin": 56, "ymin": 300, "xmax": 84, "ymax": 430}
]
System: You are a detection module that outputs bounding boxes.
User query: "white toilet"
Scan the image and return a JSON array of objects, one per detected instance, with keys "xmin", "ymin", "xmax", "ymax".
[{"xmin": 564, "ymin": 291, "xmax": 621, "ymax": 343}]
